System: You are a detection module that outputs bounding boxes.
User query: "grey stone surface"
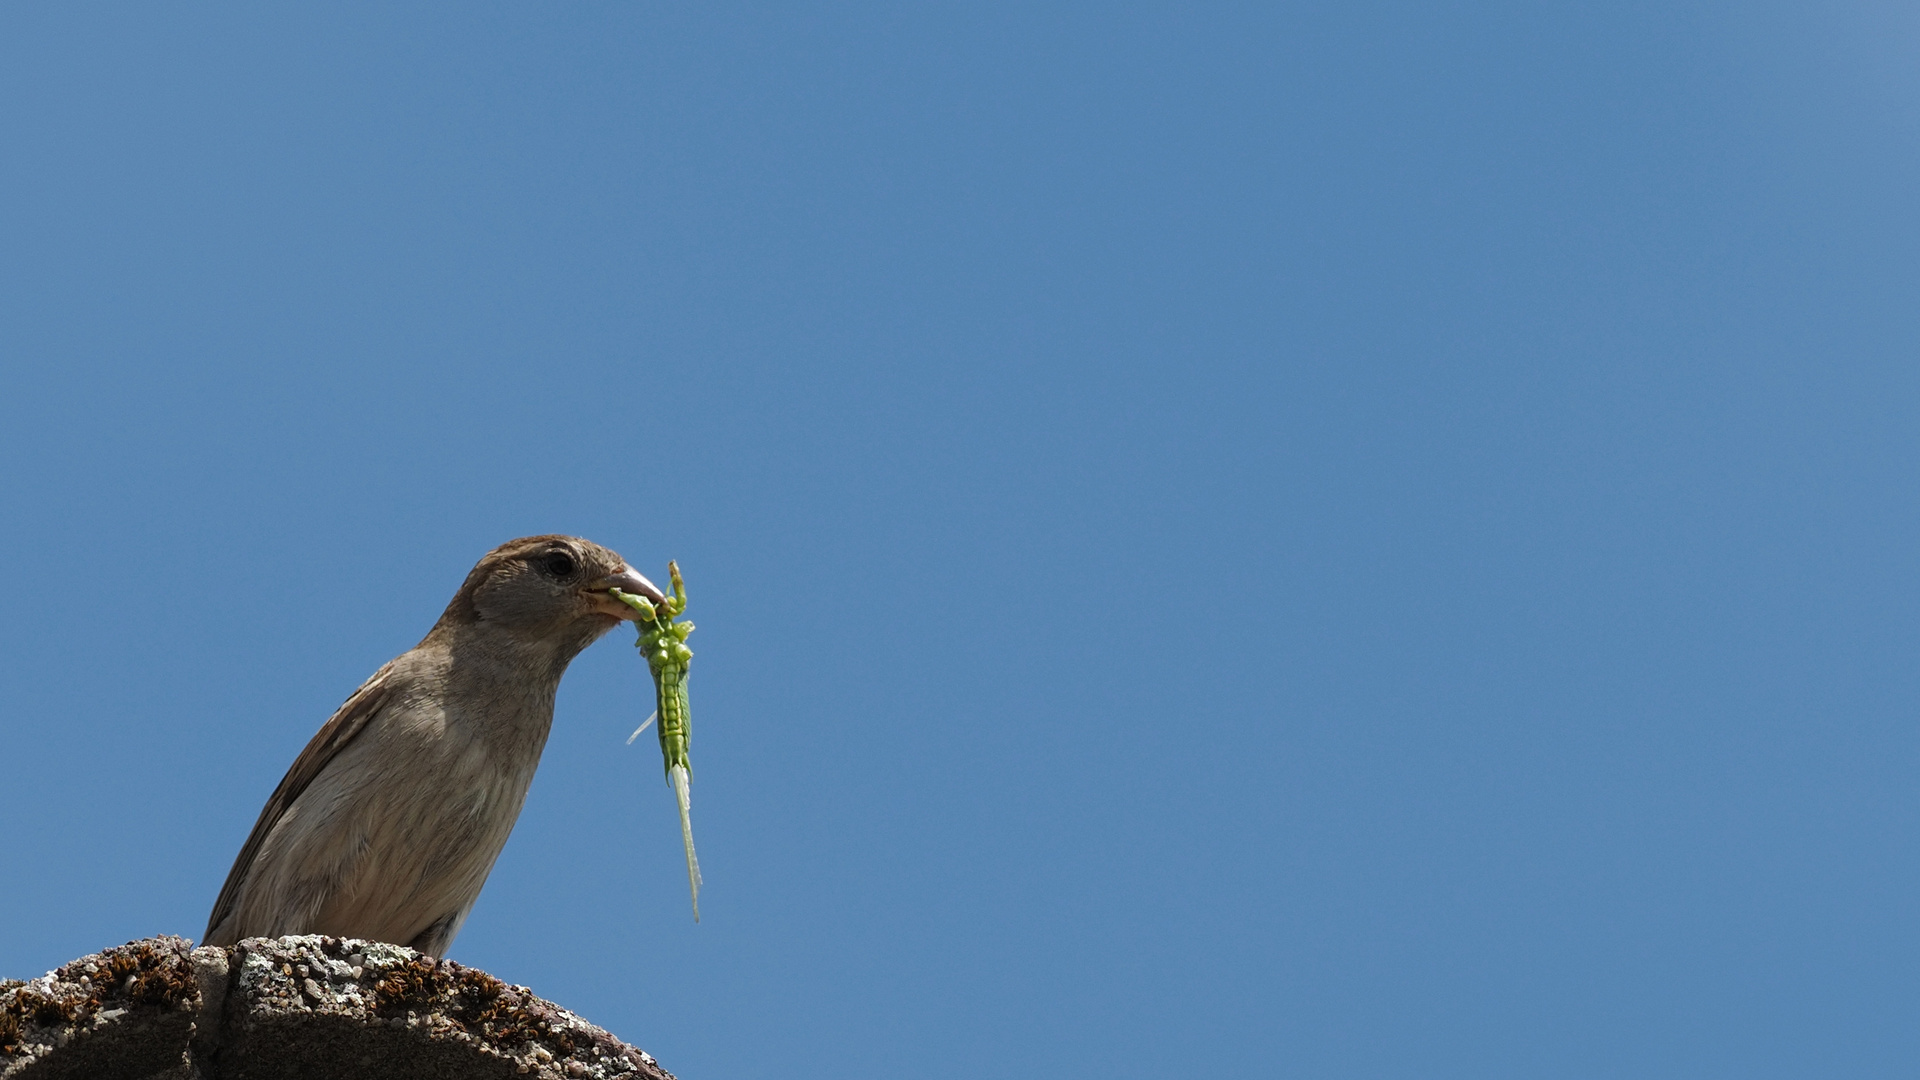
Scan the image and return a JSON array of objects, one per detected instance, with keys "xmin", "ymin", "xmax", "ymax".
[{"xmin": 2, "ymin": 937, "xmax": 675, "ymax": 1080}]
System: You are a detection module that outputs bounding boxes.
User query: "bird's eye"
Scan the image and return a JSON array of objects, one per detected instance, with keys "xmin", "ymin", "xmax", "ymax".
[{"xmin": 541, "ymin": 551, "xmax": 578, "ymax": 578}]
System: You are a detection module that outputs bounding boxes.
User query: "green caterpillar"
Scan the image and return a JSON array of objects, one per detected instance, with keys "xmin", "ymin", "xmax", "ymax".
[{"xmin": 612, "ymin": 560, "xmax": 701, "ymax": 921}]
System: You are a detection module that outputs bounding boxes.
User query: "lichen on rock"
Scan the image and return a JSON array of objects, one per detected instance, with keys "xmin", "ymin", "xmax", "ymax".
[{"xmin": 3, "ymin": 936, "xmax": 673, "ymax": 1080}]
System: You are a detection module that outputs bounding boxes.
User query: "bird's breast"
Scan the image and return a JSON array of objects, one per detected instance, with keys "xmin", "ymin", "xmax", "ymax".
[{"xmin": 297, "ymin": 672, "xmax": 559, "ymax": 942}]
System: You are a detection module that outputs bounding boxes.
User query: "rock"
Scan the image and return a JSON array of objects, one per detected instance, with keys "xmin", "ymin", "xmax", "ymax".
[
  {"xmin": 0, "ymin": 936, "xmax": 199, "ymax": 1080},
  {"xmin": 2, "ymin": 937, "xmax": 676, "ymax": 1080}
]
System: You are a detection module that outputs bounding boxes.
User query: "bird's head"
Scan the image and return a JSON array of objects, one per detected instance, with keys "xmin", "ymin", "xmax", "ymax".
[{"xmin": 434, "ymin": 535, "xmax": 666, "ymax": 653}]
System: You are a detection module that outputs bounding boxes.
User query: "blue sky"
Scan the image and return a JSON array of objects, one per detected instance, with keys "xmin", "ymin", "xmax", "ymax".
[{"xmin": 5, "ymin": 3, "xmax": 1920, "ymax": 1077}]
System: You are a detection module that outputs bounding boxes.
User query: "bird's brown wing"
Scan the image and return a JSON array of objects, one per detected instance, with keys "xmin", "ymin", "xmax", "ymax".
[{"xmin": 203, "ymin": 664, "xmax": 395, "ymax": 943}]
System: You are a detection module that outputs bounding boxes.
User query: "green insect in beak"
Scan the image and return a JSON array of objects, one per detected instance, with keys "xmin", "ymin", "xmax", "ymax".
[{"xmin": 611, "ymin": 560, "xmax": 701, "ymax": 921}]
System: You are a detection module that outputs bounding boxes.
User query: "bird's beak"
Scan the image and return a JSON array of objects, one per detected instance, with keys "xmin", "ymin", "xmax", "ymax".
[{"xmin": 586, "ymin": 565, "xmax": 668, "ymax": 621}]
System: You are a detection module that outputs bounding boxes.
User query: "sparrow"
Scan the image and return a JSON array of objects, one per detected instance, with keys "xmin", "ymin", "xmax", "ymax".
[{"xmin": 203, "ymin": 535, "xmax": 665, "ymax": 957}]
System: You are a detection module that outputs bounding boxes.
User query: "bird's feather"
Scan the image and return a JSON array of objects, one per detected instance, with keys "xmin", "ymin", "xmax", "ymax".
[{"xmin": 204, "ymin": 665, "xmax": 394, "ymax": 943}]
